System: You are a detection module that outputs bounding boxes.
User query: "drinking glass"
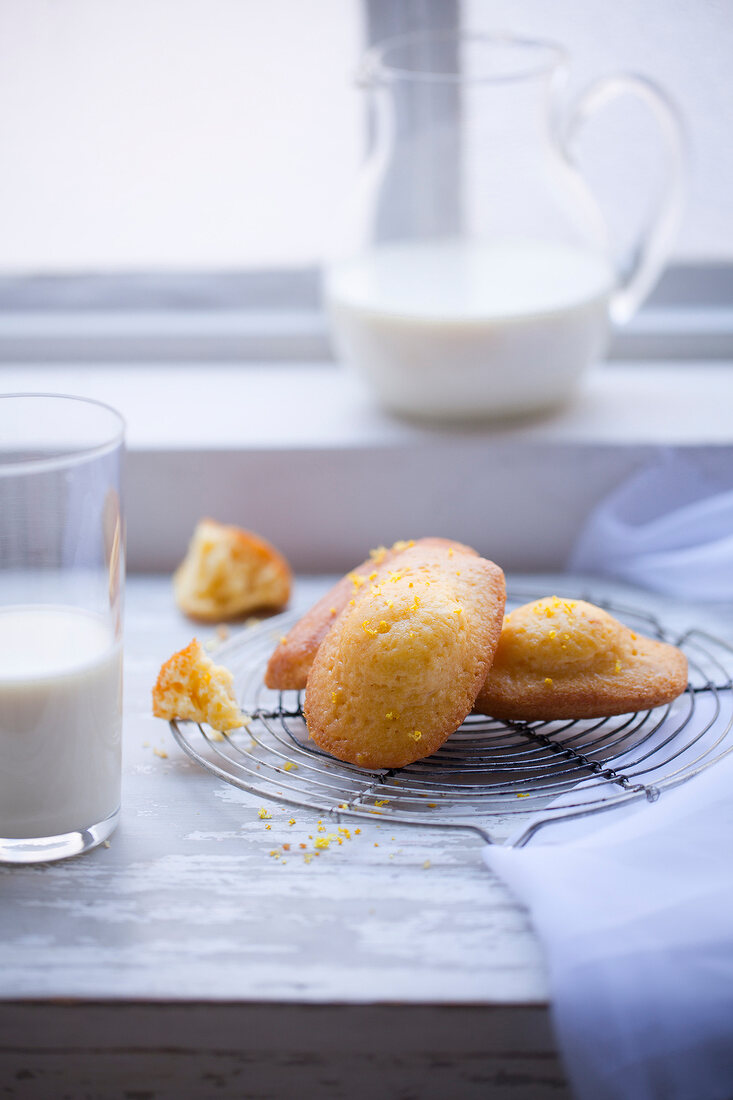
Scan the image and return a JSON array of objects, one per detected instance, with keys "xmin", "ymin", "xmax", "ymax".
[{"xmin": 0, "ymin": 394, "xmax": 125, "ymax": 863}]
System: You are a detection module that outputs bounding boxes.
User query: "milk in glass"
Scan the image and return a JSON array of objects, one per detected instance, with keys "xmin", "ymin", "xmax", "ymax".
[{"xmin": 0, "ymin": 605, "xmax": 122, "ymax": 839}]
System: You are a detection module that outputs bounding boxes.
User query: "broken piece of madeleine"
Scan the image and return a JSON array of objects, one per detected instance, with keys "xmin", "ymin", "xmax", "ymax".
[
  {"xmin": 152, "ymin": 638, "xmax": 245, "ymax": 732},
  {"xmin": 174, "ymin": 519, "xmax": 291, "ymax": 622}
]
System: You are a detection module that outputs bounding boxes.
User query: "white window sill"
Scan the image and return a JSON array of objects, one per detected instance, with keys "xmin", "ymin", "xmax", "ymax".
[
  {"xmin": 3, "ymin": 359, "xmax": 732, "ymax": 573},
  {"xmin": 4, "ymin": 359, "xmax": 732, "ymax": 448}
]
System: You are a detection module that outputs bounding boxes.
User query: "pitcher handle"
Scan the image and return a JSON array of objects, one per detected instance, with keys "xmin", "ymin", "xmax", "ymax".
[{"xmin": 565, "ymin": 74, "xmax": 686, "ymax": 324}]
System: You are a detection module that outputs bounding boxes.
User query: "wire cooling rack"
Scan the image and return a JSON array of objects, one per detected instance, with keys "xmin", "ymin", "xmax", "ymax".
[{"xmin": 169, "ymin": 589, "xmax": 733, "ymax": 847}]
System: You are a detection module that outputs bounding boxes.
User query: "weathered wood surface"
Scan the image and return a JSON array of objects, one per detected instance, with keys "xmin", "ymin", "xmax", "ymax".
[
  {"xmin": 1, "ymin": 577, "xmax": 551, "ymax": 1002},
  {"xmin": 2, "ymin": 573, "xmax": 726, "ymax": 1096}
]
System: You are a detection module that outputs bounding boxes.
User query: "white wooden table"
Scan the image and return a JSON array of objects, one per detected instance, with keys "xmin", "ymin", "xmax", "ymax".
[{"xmin": 2, "ymin": 574, "xmax": 728, "ymax": 1099}]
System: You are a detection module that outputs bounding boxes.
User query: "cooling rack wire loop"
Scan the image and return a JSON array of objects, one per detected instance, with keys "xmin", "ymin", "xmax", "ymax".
[{"xmin": 169, "ymin": 592, "xmax": 733, "ymax": 847}]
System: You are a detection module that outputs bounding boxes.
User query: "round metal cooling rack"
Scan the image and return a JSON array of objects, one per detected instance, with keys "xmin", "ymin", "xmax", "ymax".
[{"xmin": 169, "ymin": 590, "xmax": 733, "ymax": 847}]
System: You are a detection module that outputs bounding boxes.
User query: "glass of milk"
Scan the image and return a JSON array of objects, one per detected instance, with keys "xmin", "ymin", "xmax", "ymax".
[
  {"xmin": 0, "ymin": 395, "xmax": 125, "ymax": 863},
  {"xmin": 324, "ymin": 31, "xmax": 685, "ymax": 420}
]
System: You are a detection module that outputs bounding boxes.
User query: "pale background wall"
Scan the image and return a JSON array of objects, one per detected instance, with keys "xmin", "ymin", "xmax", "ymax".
[
  {"xmin": 0, "ymin": 0, "xmax": 729, "ymax": 271},
  {"xmin": 0, "ymin": 0, "xmax": 363, "ymax": 270}
]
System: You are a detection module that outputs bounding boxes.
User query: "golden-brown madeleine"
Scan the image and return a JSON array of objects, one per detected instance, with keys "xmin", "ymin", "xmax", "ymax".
[
  {"xmin": 303, "ymin": 544, "xmax": 505, "ymax": 768},
  {"xmin": 474, "ymin": 596, "xmax": 688, "ymax": 721},
  {"xmin": 265, "ymin": 536, "xmax": 477, "ymax": 691},
  {"xmin": 174, "ymin": 519, "xmax": 291, "ymax": 622},
  {"xmin": 152, "ymin": 639, "xmax": 246, "ymax": 732}
]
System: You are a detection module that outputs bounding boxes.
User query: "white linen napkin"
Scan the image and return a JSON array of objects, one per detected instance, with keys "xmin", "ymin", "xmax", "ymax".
[
  {"xmin": 569, "ymin": 449, "xmax": 733, "ymax": 601},
  {"xmin": 483, "ymin": 746, "xmax": 733, "ymax": 1100}
]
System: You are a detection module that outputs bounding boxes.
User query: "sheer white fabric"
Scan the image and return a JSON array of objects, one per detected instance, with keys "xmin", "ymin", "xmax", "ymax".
[
  {"xmin": 569, "ymin": 449, "xmax": 733, "ymax": 601},
  {"xmin": 484, "ymin": 749, "xmax": 733, "ymax": 1100}
]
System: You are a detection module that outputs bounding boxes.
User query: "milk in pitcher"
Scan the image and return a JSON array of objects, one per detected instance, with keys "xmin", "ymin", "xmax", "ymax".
[{"xmin": 326, "ymin": 239, "xmax": 615, "ymax": 419}]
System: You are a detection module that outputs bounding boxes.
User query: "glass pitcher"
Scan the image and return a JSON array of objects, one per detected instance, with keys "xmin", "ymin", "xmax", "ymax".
[{"xmin": 323, "ymin": 31, "xmax": 685, "ymax": 420}]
